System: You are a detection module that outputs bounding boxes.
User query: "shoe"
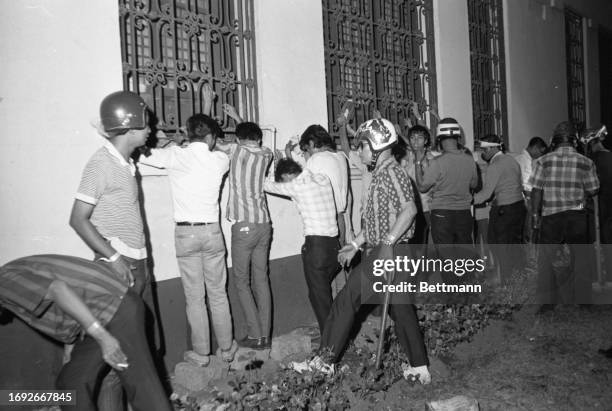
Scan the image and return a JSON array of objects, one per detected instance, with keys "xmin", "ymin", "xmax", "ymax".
[
  {"xmin": 598, "ymin": 346, "xmax": 612, "ymax": 358},
  {"xmin": 183, "ymin": 350, "xmax": 210, "ymax": 367},
  {"xmin": 402, "ymin": 363, "xmax": 431, "ymax": 385},
  {"xmin": 238, "ymin": 336, "xmax": 271, "ymax": 350},
  {"xmin": 217, "ymin": 340, "xmax": 238, "ymax": 362},
  {"xmin": 290, "ymin": 355, "xmax": 335, "ymax": 376}
]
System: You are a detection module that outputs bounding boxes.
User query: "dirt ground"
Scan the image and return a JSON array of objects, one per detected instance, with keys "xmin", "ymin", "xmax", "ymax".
[{"xmin": 361, "ymin": 304, "xmax": 612, "ymax": 411}]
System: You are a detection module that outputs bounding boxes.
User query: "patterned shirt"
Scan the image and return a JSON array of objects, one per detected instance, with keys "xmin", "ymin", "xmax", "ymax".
[
  {"xmin": 306, "ymin": 151, "xmax": 349, "ymax": 213},
  {"xmin": 0, "ymin": 255, "xmax": 127, "ymax": 344},
  {"xmin": 529, "ymin": 146, "xmax": 600, "ymax": 216},
  {"xmin": 264, "ymin": 169, "xmax": 338, "ymax": 237},
  {"xmin": 76, "ymin": 141, "xmax": 146, "ymax": 259},
  {"xmin": 226, "ymin": 143, "xmax": 273, "ymax": 223},
  {"xmin": 363, "ymin": 158, "xmax": 415, "ymax": 245}
]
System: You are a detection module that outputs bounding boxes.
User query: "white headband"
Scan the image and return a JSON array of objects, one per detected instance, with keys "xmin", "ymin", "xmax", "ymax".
[
  {"xmin": 436, "ymin": 123, "xmax": 461, "ymax": 136},
  {"xmin": 479, "ymin": 141, "xmax": 502, "ymax": 148}
]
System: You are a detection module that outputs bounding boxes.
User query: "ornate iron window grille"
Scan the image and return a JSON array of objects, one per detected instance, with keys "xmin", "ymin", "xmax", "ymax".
[
  {"xmin": 467, "ymin": 0, "xmax": 508, "ymax": 146},
  {"xmin": 322, "ymin": 0, "xmax": 438, "ymax": 142},
  {"xmin": 118, "ymin": 0, "xmax": 258, "ymax": 140},
  {"xmin": 565, "ymin": 8, "xmax": 586, "ymax": 131}
]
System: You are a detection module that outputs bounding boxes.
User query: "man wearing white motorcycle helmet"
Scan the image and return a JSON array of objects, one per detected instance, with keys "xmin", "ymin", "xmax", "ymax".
[{"xmin": 290, "ymin": 118, "xmax": 430, "ymax": 384}]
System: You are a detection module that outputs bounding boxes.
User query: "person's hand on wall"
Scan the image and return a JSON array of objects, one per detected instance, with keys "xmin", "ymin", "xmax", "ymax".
[
  {"xmin": 202, "ymin": 82, "xmax": 216, "ymax": 116},
  {"xmin": 222, "ymin": 103, "xmax": 243, "ymax": 124}
]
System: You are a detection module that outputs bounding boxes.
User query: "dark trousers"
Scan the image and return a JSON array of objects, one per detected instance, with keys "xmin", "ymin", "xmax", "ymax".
[
  {"xmin": 301, "ymin": 235, "xmax": 341, "ymax": 334},
  {"xmin": 320, "ymin": 245, "xmax": 428, "ymax": 367},
  {"xmin": 488, "ymin": 200, "xmax": 527, "ymax": 276},
  {"xmin": 430, "ymin": 209, "xmax": 475, "ymax": 283},
  {"xmin": 56, "ymin": 291, "xmax": 172, "ymax": 411},
  {"xmin": 537, "ymin": 210, "xmax": 593, "ymax": 304}
]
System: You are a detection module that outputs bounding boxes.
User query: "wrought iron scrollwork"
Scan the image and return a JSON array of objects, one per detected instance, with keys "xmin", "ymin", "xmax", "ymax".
[
  {"xmin": 322, "ymin": 0, "xmax": 438, "ymax": 142},
  {"xmin": 565, "ymin": 8, "xmax": 586, "ymax": 131},
  {"xmin": 119, "ymin": 0, "xmax": 258, "ymax": 140},
  {"xmin": 468, "ymin": 0, "xmax": 508, "ymax": 145}
]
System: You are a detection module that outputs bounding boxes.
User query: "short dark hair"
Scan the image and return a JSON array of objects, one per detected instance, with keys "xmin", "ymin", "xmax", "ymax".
[
  {"xmin": 235, "ymin": 122, "xmax": 263, "ymax": 141},
  {"xmin": 392, "ymin": 136, "xmax": 408, "ymax": 162},
  {"xmin": 186, "ymin": 114, "xmax": 222, "ymax": 141},
  {"xmin": 299, "ymin": 124, "xmax": 335, "ymax": 151},
  {"xmin": 551, "ymin": 121, "xmax": 577, "ymax": 148},
  {"xmin": 527, "ymin": 136, "xmax": 547, "ymax": 150},
  {"xmin": 408, "ymin": 125, "xmax": 431, "ymax": 147},
  {"xmin": 274, "ymin": 158, "xmax": 302, "ymax": 182}
]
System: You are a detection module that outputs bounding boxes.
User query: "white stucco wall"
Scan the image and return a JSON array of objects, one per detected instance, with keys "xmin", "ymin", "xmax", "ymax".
[
  {"xmin": 0, "ymin": 0, "xmax": 329, "ymax": 282},
  {"xmin": 0, "ymin": 0, "xmax": 123, "ymax": 263},
  {"xmin": 433, "ymin": 0, "xmax": 475, "ymax": 149}
]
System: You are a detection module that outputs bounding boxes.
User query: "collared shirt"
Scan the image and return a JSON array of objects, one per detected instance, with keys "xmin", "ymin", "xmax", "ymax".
[
  {"xmin": 139, "ymin": 142, "xmax": 230, "ymax": 222},
  {"xmin": 76, "ymin": 141, "xmax": 146, "ymax": 259},
  {"xmin": 363, "ymin": 158, "xmax": 415, "ymax": 245},
  {"xmin": 264, "ymin": 169, "xmax": 338, "ymax": 237},
  {"xmin": 0, "ymin": 255, "xmax": 127, "ymax": 344},
  {"xmin": 529, "ymin": 146, "xmax": 600, "ymax": 216},
  {"xmin": 226, "ymin": 143, "xmax": 273, "ymax": 223},
  {"xmin": 306, "ymin": 151, "xmax": 349, "ymax": 213},
  {"xmin": 422, "ymin": 149, "xmax": 479, "ymax": 210},
  {"xmin": 513, "ymin": 149, "xmax": 533, "ymax": 191},
  {"xmin": 473, "ymin": 152, "xmax": 524, "ymax": 206}
]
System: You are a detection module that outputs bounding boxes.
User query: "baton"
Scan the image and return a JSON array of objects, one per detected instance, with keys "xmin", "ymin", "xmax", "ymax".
[
  {"xmin": 594, "ymin": 195, "xmax": 604, "ymax": 287},
  {"xmin": 375, "ymin": 267, "xmax": 396, "ymax": 369}
]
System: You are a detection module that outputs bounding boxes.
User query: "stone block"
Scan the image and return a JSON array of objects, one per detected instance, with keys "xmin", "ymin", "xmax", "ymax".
[
  {"xmin": 173, "ymin": 357, "xmax": 230, "ymax": 392},
  {"xmin": 270, "ymin": 332, "xmax": 311, "ymax": 361},
  {"xmin": 229, "ymin": 346, "xmax": 270, "ymax": 371},
  {"xmin": 426, "ymin": 395, "xmax": 479, "ymax": 411}
]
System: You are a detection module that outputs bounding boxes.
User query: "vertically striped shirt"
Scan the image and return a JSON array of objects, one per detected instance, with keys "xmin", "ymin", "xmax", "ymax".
[
  {"xmin": 76, "ymin": 141, "xmax": 146, "ymax": 259},
  {"xmin": 0, "ymin": 255, "xmax": 127, "ymax": 344},
  {"xmin": 364, "ymin": 158, "xmax": 415, "ymax": 245},
  {"xmin": 227, "ymin": 144, "xmax": 273, "ymax": 223}
]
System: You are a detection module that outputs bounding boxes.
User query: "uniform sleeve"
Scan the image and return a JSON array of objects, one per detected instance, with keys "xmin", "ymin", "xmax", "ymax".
[
  {"xmin": 75, "ymin": 156, "xmax": 108, "ymax": 205},
  {"xmin": 473, "ymin": 163, "xmax": 500, "ymax": 204},
  {"xmin": 421, "ymin": 158, "xmax": 441, "ymax": 188},
  {"xmin": 584, "ymin": 159, "xmax": 600, "ymax": 195},
  {"xmin": 528, "ymin": 158, "xmax": 545, "ymax": 189},
  {"xmin": 137, "ymin": 147, "xmax": 175, "ymax": 169}
]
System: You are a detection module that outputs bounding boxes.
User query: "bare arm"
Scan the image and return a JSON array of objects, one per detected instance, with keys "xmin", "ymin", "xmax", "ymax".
[
  {"xmin": 47, "ymin": 280, "xmax": 128, "ymax": 370},
  {"xmin": 69, "ymin": 200, "xmax": 134, "ymax": 286},
  {"xmin": 202, "ymin": 83, "xmax": 216, "ymax": 116}
]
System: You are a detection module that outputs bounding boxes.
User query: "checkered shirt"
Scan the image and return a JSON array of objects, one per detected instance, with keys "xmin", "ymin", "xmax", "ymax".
[
  {"xmin": 528, "ymin": 146, "xmax": 599, "ymax": 216},
  {"xmin": 264, "ymin": 169, "xmax": 338, "ymax": 237}
]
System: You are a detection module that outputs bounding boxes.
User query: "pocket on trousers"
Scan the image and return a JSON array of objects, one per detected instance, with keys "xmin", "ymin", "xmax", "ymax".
[{"xmin": 175, "ymin": 232, "xmax": 199, "ymax": 257}]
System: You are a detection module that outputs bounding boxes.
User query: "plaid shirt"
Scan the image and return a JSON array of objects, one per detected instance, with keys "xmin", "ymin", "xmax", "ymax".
[
  {"xmin": 529, "ymin": 146, "xmax": 599, "ymax": 216},
  {"xmin": 264, "ymin": 169, "xmax": 338, "ymax": 237},
  {"xmin": 0, "ymin": 255, "xmax": 127, "ymax": 344},
  {"xmin": 364, "ymin": 158, "xmax": 415, "ymax": 245}
]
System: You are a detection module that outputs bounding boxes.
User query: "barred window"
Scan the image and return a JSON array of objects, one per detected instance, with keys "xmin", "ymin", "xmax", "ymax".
[
  {"xmin": 565, "ymin": 8, "xmax": 586, "ymax": 131},
  {"xmin": 322, "ymin": 0, "xmax": 438, "ymax": 142},
  {"xmin": 119, "ymin": 0, "xmax": 258, "ymax": 141},
  {"xmin": 467, "ymin": 0, "xmax": 508, "ymax": 145}
]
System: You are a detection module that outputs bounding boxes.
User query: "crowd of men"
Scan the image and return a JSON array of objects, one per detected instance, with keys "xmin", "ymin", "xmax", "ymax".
[{"xmin": 1, "ymin": 89, "xmax": 611, "ymax": 410}]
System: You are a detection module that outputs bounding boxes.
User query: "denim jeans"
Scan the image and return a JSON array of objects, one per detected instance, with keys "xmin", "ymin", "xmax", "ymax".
[
  {"xmin": 231, "ymin": 222, "xmax": 272, "ymax": 339},
  {"xmin": 56, "ymin": 291, "xmax": 172, "ymax": 411},
  {"xmin": 175, "ymin": 223, "xmax": 233, "ymax": 354}
]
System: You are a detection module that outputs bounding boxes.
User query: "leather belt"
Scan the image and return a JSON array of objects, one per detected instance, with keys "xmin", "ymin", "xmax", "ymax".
[{"xmin": 176, "ymin": 222, "xmax": 215, "ymax": 226}]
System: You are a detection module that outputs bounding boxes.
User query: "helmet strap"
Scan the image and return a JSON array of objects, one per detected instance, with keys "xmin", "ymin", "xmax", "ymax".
[{"xmin": 367, "ymin": 150, "xmax": 382, "ymax": 172}]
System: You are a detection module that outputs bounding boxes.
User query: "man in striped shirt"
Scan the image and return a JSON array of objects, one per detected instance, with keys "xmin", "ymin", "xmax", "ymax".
[
  {"xmin": 217, "ymin": 122, "xmax": 274, "ymax": 349},
  {"xmin": 0, "ymin": 254, "xmax": 172, "ymax": 411},
  {"xmin": 264, "ymin": 158, "xmax": 340, "ymax": 335}
]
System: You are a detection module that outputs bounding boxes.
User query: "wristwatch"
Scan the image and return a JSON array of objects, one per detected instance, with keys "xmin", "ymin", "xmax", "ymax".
[{"xmin": 382, "ymin": 234, "xmax": 397, "ymax": 246}]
